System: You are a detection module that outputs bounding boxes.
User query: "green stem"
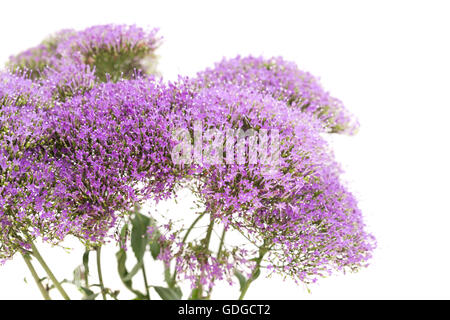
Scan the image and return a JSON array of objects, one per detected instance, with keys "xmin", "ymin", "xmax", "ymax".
[
  {"xmin": 96, "ymin": 246, "xmax": 107, "ymax": 300},
  {"xmin": 141, "ymin": 261, "xmax": 150, "ymax": 300},
  {"xmin": 183, "ymin": 211, "xmax": 208, "ymax": 244},
  {"xmin": 30, "ymin": 242, "xmax": 70, "ymax": 300},
  {"xmin": 203, "ymin": 217, "xmax": 215, "ymax": 249},
  {"xmin": 21, "ymin": 252, "xmax": 51, "ymax": 300},
  {"xmin": 192, "ymin": 216, "xmax": 215, "ymax": 299},
  {"xmin": 205, "ymin": 227, "xmax": 227, "ymax": 299},
  {"xmin": 83, "ymin": 248, "xmax": 90, "ymax": 288},
  {"xmin": 171, "ymin": 211, "xmax": 207, "ymax": 285},
  {"xmin": 238, "ymin": 246, "xmax": 268, "ymax": 300},
  {"xmin": 217, "ymin": 227, "xmax": 227, "ymax": 259}
]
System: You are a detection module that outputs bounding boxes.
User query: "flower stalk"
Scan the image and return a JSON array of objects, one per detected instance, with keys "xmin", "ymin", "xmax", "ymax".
[
  {"xmin": 238, "ymin": 245, "xmax": 268, "ymax": 300},
  {"xmin": 21, "ymin": 252, "xmax": 51, "ymax": 300},
  {"xmin": 30, "ymin": 243, "xmax": 70, "ymax": 300},
  {"xmin": 96, "ymin": 246, "xmax": 107, "ymax": 300}
]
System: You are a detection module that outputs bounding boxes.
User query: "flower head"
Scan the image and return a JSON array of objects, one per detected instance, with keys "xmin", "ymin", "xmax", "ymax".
[
  {"xmin": 173, "ymin": 83, "xmax": 374, "ymax": 283},
  {"xmin": 192, "ymin": 56, "xmax": 359, "ymax": 134}
]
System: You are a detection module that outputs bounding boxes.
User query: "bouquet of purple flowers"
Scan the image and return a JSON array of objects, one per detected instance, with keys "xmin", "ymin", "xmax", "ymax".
[{"xmin": 0, "ymin": 24, "xmax": 375, "ymax": 300}]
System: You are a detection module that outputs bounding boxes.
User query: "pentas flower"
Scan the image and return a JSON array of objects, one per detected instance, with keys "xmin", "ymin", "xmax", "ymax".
[
  {"xmin": 192, "ymin": 55, "xmax": 358, "ymax": 134},
  {"xmin": 175, "ymin": 84, "xmax": 374, "ymax": 284}
]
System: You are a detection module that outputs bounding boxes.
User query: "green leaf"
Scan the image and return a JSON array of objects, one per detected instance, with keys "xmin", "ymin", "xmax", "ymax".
[
  {"xmin": 122, "ymin": 261, "xmax": 143, "ymax": 282},
  {"xmin": 154, "ymin": 286, "xmax": 182, "ymax": 300},
  {"xmin": 73, "ymin": 266, "xmax": 82, "ymax": 288},
  {"xmin": 73, "ymin": 265, "xmax": 98, "ymax": 300},
  {"xmin": 82, "ymin": 249, "xmax": 90, "ymax": 278},
  {"xmin": 235, "ymin": 271, "xmax": 247, "ymax": 292},
  {"xmin": 149, "ymin": 241, "xmax": 160, "ymax": 260},
  {"xmin": 164, "ymin": 267, "xmax": 173, "ymax": 288},
  {"xmin": 116, "ymin": 248, "xmax": 146, "ymax": 299},
  {"xmin": 78, "ymin": 287, "xmax": 94, "ymax": 296},
  {"xmin": 108, "ymin": 290, "xmax": 120, "ymax": 300},
  {"xmin": 252, "ymin": 268, "xmax": 261, "ymax": 281},
  {"xmin": 130, "ymin": 212, "xmax": 151, "ymax": 262},
  {"xmin": 174, "ymin": 287, "xmax": 183, "ymax": 299},
  {"xmin": 148, "ymin": 217, "xmax": 162, "ymax": 260},
  {"xmin": 119, "ymin": 224, "xmax": 129, "ymax": 249}
]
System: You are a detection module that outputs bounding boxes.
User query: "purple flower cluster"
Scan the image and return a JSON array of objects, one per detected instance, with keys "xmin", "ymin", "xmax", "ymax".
[
  {"xmin": 7, "ymin": 29, "xmax": 75, "ymax": 79},
  {"xmin": 1, "ymin": 25, "xmax": 374, "ymax": 290},
  {"xmin": 1, "ymin": 71, "xmax": 60, "ymax": 258},
  {"xmin": 47, "ymin": 78, "xmax": 189, "ymax": 242},
  {"xmin": 8, "ymin": 24, "xmax": 161, "ymax": 99},
  {"xmin": 63, "ymin": 24, "xmax": 160, "ymax": 59},
  {"xmin": 172, "ymin": 84, "xmax": 374, "ymax": 284},
  {"xmin": 1, "ymin": 25, "xmax": 163, "ymax": 259},
  {"xmin": 55, "ymin": 24, "xmax": 161, "ymax": 82}
]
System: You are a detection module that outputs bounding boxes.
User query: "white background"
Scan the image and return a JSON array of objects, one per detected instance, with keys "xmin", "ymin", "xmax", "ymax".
[{"xmin": 1, "ymin": 0, "xmax": 449, "ymax": 300}]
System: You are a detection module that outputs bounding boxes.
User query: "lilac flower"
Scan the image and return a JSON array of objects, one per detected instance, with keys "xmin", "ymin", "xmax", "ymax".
[
  {"xmin": 44, "ymin": 77, "xmax": 189, "ymax": 243},
  {"xmin": 173, "ymin": 83, "xmax": 375, "ymax": 284},
  {"xmin": 0, "ymin": 72, "xmax": 62, "ymax": 258},
  {"xmin": 0, "ymin": 71, "xmax": 52, "ymax": 105},
  {"xmin": 8, "ymin": 24, "xmax": 161, "ymax": 90},
  {"xmin": 147, "ymin": 217, "xmax": 253, "ymax": 291},
  {"xmin": 1, "ymin": 26, "xmax": 374, "ymax": 294},
  {"xmin": 42, "ymin": 61, "xmax": 96, "ymax": 102},
  {"xmin": 1, "ymin": 74, "xmax": 184, "ymax": 257}
]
